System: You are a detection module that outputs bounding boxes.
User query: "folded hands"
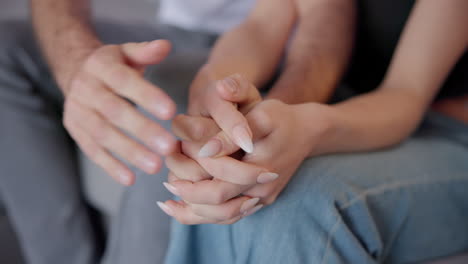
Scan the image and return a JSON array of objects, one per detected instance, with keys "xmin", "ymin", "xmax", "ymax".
[{"xmin": 157, "ymin": 74, "xmax": 325, "ymax": 225}]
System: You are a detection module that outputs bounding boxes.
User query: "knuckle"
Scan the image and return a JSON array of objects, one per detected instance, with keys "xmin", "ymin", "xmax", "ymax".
[
  {"xmin": 91, "ymin": 122, "xmax": 110, "ymax": 144},
  {"xmin": 190, "ymin": 122, "xmax": 207, "ymax": 141},
  {"xmin": 212, "ymin": 190, "xmax": 229, "ymax": 205},
  {"xmin": 100, "ymin": 94, "xmax": 126, "ymax": 121},
  {"xmin": 84, "ymin": 51, "xmax": 105, "ymax": 69}
]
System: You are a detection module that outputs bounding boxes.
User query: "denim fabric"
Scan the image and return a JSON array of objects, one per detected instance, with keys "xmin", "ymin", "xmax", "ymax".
[{"xmin": 165, "ymin": 113, "xmax": 468, "ymax": 264}]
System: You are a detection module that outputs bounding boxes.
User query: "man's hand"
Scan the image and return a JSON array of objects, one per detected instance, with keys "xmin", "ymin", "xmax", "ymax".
[{"xmin": 63, "ymin": 40, "xmax": 177, "ymax": 185}]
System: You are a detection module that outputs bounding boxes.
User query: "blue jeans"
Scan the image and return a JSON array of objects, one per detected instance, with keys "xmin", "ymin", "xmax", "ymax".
[{"xmin": 165, "ymin": 112, "xmax": 468, "ymax": 264}]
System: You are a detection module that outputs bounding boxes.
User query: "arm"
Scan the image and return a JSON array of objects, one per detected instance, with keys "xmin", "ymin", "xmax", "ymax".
[
  {"xmin": 305, "ymin": 0, "xmax": 468, "ymax": 155},
  {"xmin": 191, "ymin": 0, "xmax": 296, "ymax": 90},
  {"xmin": 267, "ymin": 0, "xmax": 356, "ymax": 104},
  {"xmin": 30, "ymin": 0, "xmax": 101, "ymax": 91},
  {"xmin": 30, "ymin": 0, "xmax": 178, "ymax": 185}
]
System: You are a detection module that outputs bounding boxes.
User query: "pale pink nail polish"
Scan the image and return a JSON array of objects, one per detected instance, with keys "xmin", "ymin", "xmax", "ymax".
[
  {"xmin": 232, "ymin": 125, "xmax": 253, "ymax": 153},
  {"xmin": 257, "ymin": 172, "xmax": 279, "ymax": 184},
  {"xmin": 243, "ymin": 204, "xmax": 263, "ymax": 217},
  {"xmin": 157, "ymin": 201, "xmax": 174, "ymax": 216},
  {"xmin": 163, "ymin": 182, "xmax": 180, "ymax": 196},
  {"xmin": 240, "ymin": 197, "xmax": 260, "ymax": 214},
  {"xmin": 198, "ymin": 139, "xmax": 222, "ymax": 158}
]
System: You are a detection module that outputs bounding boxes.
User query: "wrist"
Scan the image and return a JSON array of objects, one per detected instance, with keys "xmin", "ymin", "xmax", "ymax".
[
  {"xmin": 293, "ymin": 102, "xmax": 339, "ymax": 157},
  {"xmin": 54, "ymin": 44, "xmax": 102, "ymax": 95}
]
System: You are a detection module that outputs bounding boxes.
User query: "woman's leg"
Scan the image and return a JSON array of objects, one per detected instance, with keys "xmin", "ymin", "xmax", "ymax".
[{"xmin": 165, "ymin": 113, "xmax": 468, "ymax": 264}]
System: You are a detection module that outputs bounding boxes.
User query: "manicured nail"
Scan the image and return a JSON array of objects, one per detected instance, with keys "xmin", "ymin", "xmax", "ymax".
[
  {"xmin": 198, "ymin": 139, "xmax": 222, "ymax": 158},
  {"xmin": 232, "ymin": 125, "xmax": 253, "ymax": 153},
  {"xmin": 157, "ymin": 201, "xmax": 174, "ymax": 216},
  {"xmin": 240, "ymin": 198, "xmax": 260, "ymax": 214},
  {"xmin": 243, "ymin": 204, "xmax": 263, "ymax": 217},
  {"xmin": 163, "ymin": 182, "xmax": 180, "ymax": 196},
  {"xmin": 257, "ymin": 172, "xmax": 279, "ymax": 184}
]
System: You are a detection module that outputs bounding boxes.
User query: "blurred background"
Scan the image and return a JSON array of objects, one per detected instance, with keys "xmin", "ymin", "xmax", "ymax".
[{"xmin": 0, "ymin": 0, "xmax": 157, "ymax": 24}]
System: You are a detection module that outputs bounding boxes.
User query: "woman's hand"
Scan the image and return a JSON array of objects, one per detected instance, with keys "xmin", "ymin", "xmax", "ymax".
[{"xmin": 158, "ymin": 76, "xmax": 330, "ymax": 224}]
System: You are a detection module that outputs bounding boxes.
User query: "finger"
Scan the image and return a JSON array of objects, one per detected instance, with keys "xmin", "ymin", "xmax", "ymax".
[
  {"xmin": 206, "ymin": 88, "xmax": 254, "ymax": 154},
  {"xmin": 190, "ymin": 196, "xmax": 261, "ymax": 221},
  {"xmin": 216, "ymin": 74, "xmax": 262, "ymax": 114},
  {"xmin": 197, "ymin": 105, "xmax": 274, "ymax": 158},
  {"xmin": 197, "ymin": 154, "xmax": 277, "ymax": 185},
  {"xmin": 157, "ymin": 200, "xmax": 210, "ymax": 225},
  {"xmin": 158, "ymin": 200, "xmax": 244, "ymax": 225},
  {"xmin": 64, "ymin": 115, "xmax": 135, "ymax": 186},
  {"xmin": 121, "ymin": 39, "xmax": 172, "ymax": 66},
  {"xmin": 167, "ymin": 172, "xmax": 180, "ymax": 184},
  {"xmin": 172, "ymin": 114, "xmax": 220, "ymax": 142},
  {"xmin": 78, "ymin": 78, "xmax": 177, "ymax": 155},
  {"xmin": 165, "ymin": 178, "xmax": 249, "ymax": 205},
  {"xmin": 67, "ymin": 99, "xmax": 163, "ymax": 175},
  {"xmin": 165, "ymin": 153, "xmax": 211, "ymax": 182},
  {"xmin": 91, "ymin": 56, "xmax": 176, "ymax": 120}
]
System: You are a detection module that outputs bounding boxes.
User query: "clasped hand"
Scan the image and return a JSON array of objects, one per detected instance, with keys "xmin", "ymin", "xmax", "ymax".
[{"xmin": 158, "ymin": 74, "xmax": 313, "ymax": 225}]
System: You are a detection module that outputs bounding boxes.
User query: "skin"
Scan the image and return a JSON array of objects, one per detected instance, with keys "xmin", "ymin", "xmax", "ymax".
[
  {"xmin": 160, "ymin": 0, "xmax": 468, "ymax": 225},
  {"xmin": 30, "ymin": 0, "xmax": 352, "ymax": 186},
  {"xmin": 30, "ymin": 0, "xmax": 178, "ymax": 185}
]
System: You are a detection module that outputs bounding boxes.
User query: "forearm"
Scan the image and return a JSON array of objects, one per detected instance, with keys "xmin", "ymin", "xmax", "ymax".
[
  {"xmin": 301, "ymin": 0, "xmax": 468, "ymax": 156},
  {"xmin": 267, "ymin": 0, "xmax": 356, "ymax": 104},
  {"xmin": 30, "ymin": 0, "xmax": 102, "ymax": 92},
  {"xmin": 190, "ymin": 0, "xmax": 296, "ymax": 95},
  {"xmin": 302, "ymin": 88, "xmax": 425, "ymax": 156}
]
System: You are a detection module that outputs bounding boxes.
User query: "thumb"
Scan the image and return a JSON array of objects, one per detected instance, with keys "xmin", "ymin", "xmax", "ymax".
[
  {"xmin": 216, "ymin": 74, "xmax": 262, "ymax": 114},
  {"xmin": 121, "ymin": 39, "xmax": 172, "ymax": 66}
]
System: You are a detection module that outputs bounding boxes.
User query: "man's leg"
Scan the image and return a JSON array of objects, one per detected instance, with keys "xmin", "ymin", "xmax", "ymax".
[
  {"xmin": 0, "ymin": 20, "xmax": 181, "ymax": 264},
  {"xmin": 164, "ymin": 114, "xmax": 468, "ymax": 264},
  {"xmin": 0, "ymin": 20, "xmax": 98, "ymax": 264}
]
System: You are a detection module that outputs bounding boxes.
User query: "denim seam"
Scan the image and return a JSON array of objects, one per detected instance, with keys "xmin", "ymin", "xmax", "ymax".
[
  {"xmin": 320, "ymin": 176, "xmax": 468, "ymax": 264},
  {"xmin": 320, "ymin": 213, "xmax": 342, "ymax": 264},
  {"xmin": 339, "ymin": 176, "xmax": 468, "ymax": 210}
]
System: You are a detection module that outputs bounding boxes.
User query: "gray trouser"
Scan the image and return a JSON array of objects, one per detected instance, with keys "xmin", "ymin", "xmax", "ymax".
[{"xmin": 0, "ymin": 20, "xmax": 212, "ymax": 264}]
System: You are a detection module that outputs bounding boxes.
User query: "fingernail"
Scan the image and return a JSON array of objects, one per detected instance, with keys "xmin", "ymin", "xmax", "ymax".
[
  {"xmin": 232, "ymin": 125, "xmax": 254, "ymax": 153},
  {"xmin": 118, "ymin": 171, "xmax": 132, "ymax": 185},
  {"xmin": 163, "ymin": 182, "xmax": 180, "ymax": 196},
  {"xmin": 221, "ymin": 78, "xmax": 237, "ymax": 94},
  {"xmin": 152, "ymin": 136, "xmax": 174, "ymax": 155},
  {"xmin": 139, "ymin": 156, "xmax": 159, "ymax": 172},
  {"xmin": 198, "ymin": 139, "xmax": 222, "ymax": 158},
  {"xmin": 243, "ymin": 204, "xmax": 263, "ymax": 217},
  {"xmin": 257, "ymin": 172, "xmax": 279, "ymax": 184},
  {"xmin": 157, "ymin": 201, "xmax": 174, "ymax": 216},
  {"xmin": 154, "ymin": 103, "xmax": 171, "ymax": 118},
  {"xmin": 240, "ymin": 197, "xmax": 260, "ymax": 214}
]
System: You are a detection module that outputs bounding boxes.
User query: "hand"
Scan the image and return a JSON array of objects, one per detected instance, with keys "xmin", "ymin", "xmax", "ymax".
[
  {"xmin": 183, "ymin": 70, "xmax": 260, "ymax": 153},
  {"xmin": 159, "ymin": 76, "xmax": 328, "ymax": 224},
  {"xmin": 62, "ymin": 40, "xmax": 178, "ymax": 186}
]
